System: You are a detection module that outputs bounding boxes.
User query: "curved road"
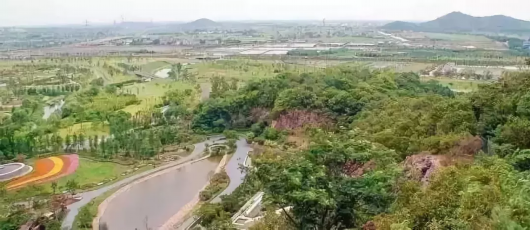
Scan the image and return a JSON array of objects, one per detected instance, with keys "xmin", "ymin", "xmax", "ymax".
[{"xmin": 61, "ymin": 136, "xmax": 225, "ymax": 230}]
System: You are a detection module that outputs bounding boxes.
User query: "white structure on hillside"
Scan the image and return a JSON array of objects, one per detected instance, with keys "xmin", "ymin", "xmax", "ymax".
[{"xmin": 231, "ymin": 192, "xmax": 264, "ymax": 229}]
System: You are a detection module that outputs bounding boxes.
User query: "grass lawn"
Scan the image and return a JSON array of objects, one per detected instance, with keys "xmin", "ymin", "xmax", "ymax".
[
  {"xmin": 421, "ymin": 76, "xmax": 487, "ymax": 92},
  {"xmin": 93, "ymin": 67, "xmax": 137, "ymax": 85},
  {"xmin": 6, "ymin": 158, "xmax": 129, "ymax": 200},
  {"xmin": 121, "ymin": 79, "xmax": 194, "ymax": 114},
  {"xmin": 59, "ymin": 122, "xmax": 110, "ymax": 138},
  {"xmin": 55, "ymin": 158, "xmax": 129, "ymax": 190},
  {"xmin": 141, "ymin": 61, "xmax": 172, "ymax": 73}
]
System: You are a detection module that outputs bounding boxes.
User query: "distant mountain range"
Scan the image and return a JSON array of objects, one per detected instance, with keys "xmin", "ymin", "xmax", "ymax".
[{"xmin": 382, "ymin": 12, "xmax": 530, "ymax": 33}]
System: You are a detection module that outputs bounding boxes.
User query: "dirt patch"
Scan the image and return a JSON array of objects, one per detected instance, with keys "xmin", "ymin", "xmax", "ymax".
[{"xmin": 363, "ymin": 221, "xmax": 377, "ymax": 230}]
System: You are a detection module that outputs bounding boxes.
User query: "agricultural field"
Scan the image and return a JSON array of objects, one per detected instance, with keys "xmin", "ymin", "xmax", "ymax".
[
  {"xmin": 421, "ymin": 76, "xmax": 486, "ymax": 92},
  {"xmin": 191, "ymin": 59, "xmax": 302, "ymax": 82},
  {"xmin": 396, "ymin": 31, "xmax": 506, "ymax": 50},
  {"xmin": 362, "ymin": 62, "xmax": 434, "ymax": 72},
  {"xmin": 421, "ymin": 32, "xmax": 492, "ymax": 42}
]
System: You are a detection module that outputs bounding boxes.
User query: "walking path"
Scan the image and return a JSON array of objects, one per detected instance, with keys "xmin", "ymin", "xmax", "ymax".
[{"xmin": 60, "ymin": 136, "xmax": 224, "ymax": 230}]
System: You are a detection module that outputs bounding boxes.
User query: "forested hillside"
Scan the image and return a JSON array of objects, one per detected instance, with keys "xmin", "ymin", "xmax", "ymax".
[
  {"xmin": 191, "ymin": 66, "xmax": 530, "ymax": 229},
  {"xmin": 3, "ymin": 61, "xmax": 530, "ymax": 229}
]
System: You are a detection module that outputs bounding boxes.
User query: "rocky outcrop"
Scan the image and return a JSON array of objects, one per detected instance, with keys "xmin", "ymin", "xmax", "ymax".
[
  {"xmin": 404, "ymin": 153, "xmax": 444, "ymax": 184},
  {"xmin": 273, "ymin": 110, "xmax": 332, "ymax": 130},
  {"xmin": 363, "ymin": 221, "xmax": 377, "ymax": 230},
  {"xmin": 404, "ymin": 136, "xmax": 483, "ymax": 184}
]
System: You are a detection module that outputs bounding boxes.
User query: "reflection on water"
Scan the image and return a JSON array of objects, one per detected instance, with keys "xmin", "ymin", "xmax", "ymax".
[
  {"xmin": 99, "ymin": 158, "xmax": 220, "ymax": 230},
  {"xmin": 43, "ymin": 100, "xmax": 65, "ymax": 119},
  {"xmin": 155, "ymin": 69, "xmax": 171, "ymax": 78}
]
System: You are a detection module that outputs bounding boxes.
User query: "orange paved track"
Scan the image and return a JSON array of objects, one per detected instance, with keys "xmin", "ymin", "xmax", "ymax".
[{"xmin": 7, "ymin": 155, "xmax": 78, "ymax": 190}]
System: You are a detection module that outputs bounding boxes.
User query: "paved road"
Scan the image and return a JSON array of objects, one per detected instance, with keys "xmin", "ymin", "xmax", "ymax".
[{"xmin": 60, "ymin": 136, "xmax": 224, "ymax": 230}]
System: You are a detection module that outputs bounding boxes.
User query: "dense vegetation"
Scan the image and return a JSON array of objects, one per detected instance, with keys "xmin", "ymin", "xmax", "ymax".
[
  {"xmin": 4, "ymin": 57, "xmax": 530, "ymax": 230},
  {"xmin": 191, "ymin": 66, "xmax": 530, "ymax": 229}
]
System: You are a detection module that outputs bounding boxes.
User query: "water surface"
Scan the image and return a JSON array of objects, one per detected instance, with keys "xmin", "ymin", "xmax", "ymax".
[{"xmin": 99, "ymin": 158, "xmax": 220, "ymax": 230}]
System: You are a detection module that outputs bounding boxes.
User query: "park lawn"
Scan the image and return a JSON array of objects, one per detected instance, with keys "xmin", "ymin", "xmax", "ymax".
[
  {"xmin": 141, "ymin": 61, "xmax": 172, "ymax": 73},
  {"xmin": 55, "ymin": 158, "xmax": 129, "ymax": 190},
  {"xmin": 421, "ymin": 76, "xmax": 487, "ymax": 92},
  {"xmin": 58, "ymin": 122, "xmax": 110, "ymax": 138},
  {"xmin": 5, "ymin": 158, "xmax": 129, "ymax": 200},
  {"xmin": 121, "ymin": 79, "xmax": 194, "ymax": 114},
  {"xmin": 93, "ymin": 67, "xmax": 137, "ymax": 84},
  {"xmin": 109, "ymin": 74, "xmax": 137, "ymax": 84}
]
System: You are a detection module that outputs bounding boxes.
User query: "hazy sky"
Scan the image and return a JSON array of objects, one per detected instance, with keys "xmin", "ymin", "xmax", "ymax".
[{"xmin": 1, "ymin": 0, "xmax": 529, "ymax": 27}]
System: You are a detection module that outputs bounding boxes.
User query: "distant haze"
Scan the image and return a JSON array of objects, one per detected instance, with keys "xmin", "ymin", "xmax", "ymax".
[{"xmin": 1, "ymin": 0, "xmax": 529, "ymax": 27}]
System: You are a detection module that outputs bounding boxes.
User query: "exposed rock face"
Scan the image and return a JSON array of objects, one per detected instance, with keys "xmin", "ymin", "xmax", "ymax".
[
  {"xmin": 273, "ymin": 110, "xmax": 332, "ymax": 130},
  {"xmin": 404, "ymin": 153, "xmax": 444, "ymax": 184},
  {"xmin": 403, "ymin": 136, "xmax": 483, "ymax": 184},
  {"xmin": 363, "ymin": 221, "xmax": 377, "ymax": 230}
]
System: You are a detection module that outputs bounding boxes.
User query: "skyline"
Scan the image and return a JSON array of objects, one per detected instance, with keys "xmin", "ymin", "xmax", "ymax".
[{"xmin": 1, "ymin": 0, "xmax": 530, "ymax": 27}]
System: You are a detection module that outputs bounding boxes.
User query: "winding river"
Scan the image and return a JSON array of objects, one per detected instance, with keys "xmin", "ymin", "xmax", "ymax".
[
  {"xmin": 60, "ymin": 136, "xmax": 251, "ymax": 230},
  {"xmin": 61, "ymin": 137, "xmax": 225, "ymax": 230},
  {"xmin": 99, "ymin": 158, "xmax": 220, "ymax": 230}
]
